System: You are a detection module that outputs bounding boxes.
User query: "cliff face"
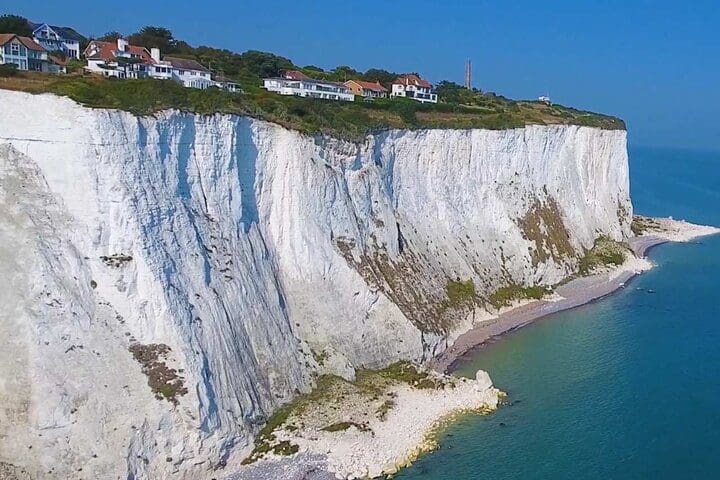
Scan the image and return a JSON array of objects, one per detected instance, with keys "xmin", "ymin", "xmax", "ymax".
[{"xmin": 0, "ymin": 90, "xmax": 631, "ymax": 478}]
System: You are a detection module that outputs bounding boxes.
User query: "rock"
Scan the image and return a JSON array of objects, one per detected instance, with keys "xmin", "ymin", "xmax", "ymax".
[{"xmin": 0, "ymin": 89, "xmax": 631, "ymax": 479}]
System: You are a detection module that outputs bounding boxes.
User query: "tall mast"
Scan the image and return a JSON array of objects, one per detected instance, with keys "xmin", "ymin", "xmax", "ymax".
[{"xmin": 464, "ymin": 59, "xmax": 472, "ymax": 89}]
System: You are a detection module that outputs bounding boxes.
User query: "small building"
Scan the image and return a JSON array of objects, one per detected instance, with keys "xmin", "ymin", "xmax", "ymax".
[
  {"xmin": 31, "ymin": 23, "xmax": 83, "ymax": 59},
  {"xmin": 213, "ymin": 74, "xmax": 241, "ymax": 93},
  {"xmin": 391, "ymin": 74, "xmax": 437, "ymax": 104},
  {"xmin": 0, "ymin": 33, "xmax": 49, "ymax": 72},
  {"xmin": 148, "ymin": 49, "xmax": 214, "ymax": 89},
  {"xmin": 47, "ymin": 54, "xmax": 68, "ymax": 74},
  {"xmin": 263, "ymin": 70, "xmax": 354, "ymax": 101},
  {"xmin": 344, "ymin": 79, "xmax": 388, "ymax": 99},
  {"xmin": 84, "ymin": 38, "xmax": 153, "ymax": 79},
  {"xmin": 538, "ymin": 95, "xmax": 551, "ymax": 105}
]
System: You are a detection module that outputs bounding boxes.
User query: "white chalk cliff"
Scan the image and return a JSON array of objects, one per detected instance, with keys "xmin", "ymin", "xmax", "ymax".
[{"xmin": 0, "ymin": 89, "xmax": 631, "ymax": 479}]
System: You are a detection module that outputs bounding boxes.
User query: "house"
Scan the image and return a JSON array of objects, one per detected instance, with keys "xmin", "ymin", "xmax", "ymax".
[
  {"xmin": 213, "ymin": 74, "xmax": 241, "ymax": 93},
  {"xmin": 84, "ymin": 38, "xmax": 153, "ymax": 79},
  {"xmin": 0, "ymin": 33, "xmax": 49, "ymax": 72},
  {"xmin": 147, "ymin": 48, "xmax": 214, "ymax": 89},
  {"xmin": 344, "ymin": 79, "xmax": 388, "ymax": 99},
  {"xmin": 391, "ymin": 74, "xmax": 437, "ymax": 103},
  {"xmin": 47, "ymin": 54, "xmax": 67, "ymax": 74},
  {"xmin": 538, "ymin": 95, "xmax": 551, "ymax": 105},
  {"xmin": 263, "ymin": 70, "xmax": 354, "ymax": 101},
  {"xmin": 31, "ymin": 23, "xmax": 82, "ymax": 59}
]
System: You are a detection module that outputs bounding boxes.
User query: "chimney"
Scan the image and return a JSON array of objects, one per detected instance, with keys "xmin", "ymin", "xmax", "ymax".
[
  {"xmin": 151, "ymin": 47, "xmax": 161, "ymax": 63},
  {"xmin": 117, "ymin": 38, "xmax": 128, "ymax": 52}
]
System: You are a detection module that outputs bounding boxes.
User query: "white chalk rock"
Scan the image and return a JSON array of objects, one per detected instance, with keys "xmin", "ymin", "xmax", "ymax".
[{"xmin": 0, "ymin": 89, "xmax": 631, "ymax": 479}]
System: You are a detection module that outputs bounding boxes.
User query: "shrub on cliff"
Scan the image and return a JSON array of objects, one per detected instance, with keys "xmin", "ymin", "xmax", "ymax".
[
  {"xmin": 578, "ymin": 236, "xmax": 629, "ymax": 275},
  {"xmin": 0, "ymin": 64, "xmax": 18, "ymax": 77}
]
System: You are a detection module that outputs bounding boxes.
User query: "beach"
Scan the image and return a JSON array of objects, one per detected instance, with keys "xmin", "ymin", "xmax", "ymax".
[
  {"xmin": 232, "ymin": 217, "xmax": 719, "ymax": 480},
  {"xmin": 431, "ymin": 218, "xmax": 720, "ymax": 373}
]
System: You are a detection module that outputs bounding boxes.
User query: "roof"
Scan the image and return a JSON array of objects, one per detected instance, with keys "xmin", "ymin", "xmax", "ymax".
[
  {"xmin": 30, "ymin": 23, "xmax": 84, "ymax": 41},
  {"xmin": 345, "ymin": 79, "xmax": 388, "ymax": 92},
  {"xmin": 214, "ymin": 74, "xmax": 239, "ymax": 84},
  {"xmin": 84, "ymin": 40, "xmax": 151, "ymax": 62},
  {"xmin": 393, "ymin": 74, "xmax": 432, "ymax": 89},
  {"xmin": 0, "ymin": 34, "xmax": 46, "ymax": 51},
  {"xmin": 48, "ymin": 54, "xmax": 68, "ymax": 66},
  {"xmin": 282, "ymin": 70, "xmax": 310, "ymax": 80},
  {"xmin": 164, "ymin": 56, "xmax": 209, "ymax": 72}
]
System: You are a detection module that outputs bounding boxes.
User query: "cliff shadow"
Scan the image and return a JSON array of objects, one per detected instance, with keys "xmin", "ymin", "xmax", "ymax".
[{"xmin": 236, "ymin": 118, "xmax": 260, "ymax": 234}]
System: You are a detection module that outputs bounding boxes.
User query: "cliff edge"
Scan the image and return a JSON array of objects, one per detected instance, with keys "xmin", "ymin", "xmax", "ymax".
[{"xmin": 0, "ymin": 89, "xmax": 630, "ymax": 478}]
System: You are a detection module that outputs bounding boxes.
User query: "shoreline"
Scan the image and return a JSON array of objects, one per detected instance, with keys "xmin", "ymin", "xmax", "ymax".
[
  {"xmin": 430, "ymin": 220, "xmax": 720, "ymax": 374},
  {"xmin": 230, "ymin": 218, "xmax": 719, "ymax": 480}
]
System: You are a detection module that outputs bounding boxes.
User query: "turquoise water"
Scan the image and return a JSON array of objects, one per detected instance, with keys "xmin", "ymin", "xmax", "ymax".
[{"xmin": 397, "ymin": 147, "xmax": 720, "ymax": 479}]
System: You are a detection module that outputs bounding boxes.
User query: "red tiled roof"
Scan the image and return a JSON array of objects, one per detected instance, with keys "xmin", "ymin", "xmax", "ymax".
[
  {"xmin": 345, "ymin": 80, "xmax": 388, "ymax": 92},
  {"xmin": 282, "ymin": 70, "xmax": 310, "ymax": 80},
  {"xmin": 0, "ymin": 33, "xmax": 46, "ymax": 51},
  {"xmin": 48, "ymin": 55, "xmax": 68, "ymax": 66},
  {"xmin": 393, "ymin": 74, "xmax": 431, "ymax": 89},
  {"xmin": 84, "ymin": 40, "xmax": 152, "ymax": 63}
]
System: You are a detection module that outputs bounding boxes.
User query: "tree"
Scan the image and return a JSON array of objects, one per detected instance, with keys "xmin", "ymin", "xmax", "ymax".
[
  {"xmin": 0, "ymin": 14, "xmax": 32, "ymax": 36},
  {"xmin": 361, "ymin": 68, "xmax": 398, "ymax": 87},
  {"xmin": 303, "ymin": 65, "xmax": 325, "ymax": 72},
  {"xmin": 127, "ymin": 26, "xmax": 177, "ymax": 53},
  {"xmin": 235, "ymin": 50, "xmax": 294, "ymax": 78},
  {"xmin": 435, "ymin": 80, "xmax": 483, "ymax": 105},
  {"xmin": 331, "ymin": 65, "xmax": 361, "ymax": 81},
  {"xmin": 97, "ymin": 31, "xmax": 122, "ymax": 42}
]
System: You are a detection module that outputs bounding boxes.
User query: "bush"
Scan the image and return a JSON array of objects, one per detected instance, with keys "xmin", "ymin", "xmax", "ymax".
[
  {"xmin": 446, "ymin": 279, "xmax": 476, "ymax": 305},
  {"xmin": 489, "ymin": 284, "xmax": 552, "ymax": 307},
  {"xmin": 578, "ymin": 236, "xmax": 628, "ymax": 275},
  {"xmin": 0, "ymin": 63, "xmax": 18, "ymax": 77}
]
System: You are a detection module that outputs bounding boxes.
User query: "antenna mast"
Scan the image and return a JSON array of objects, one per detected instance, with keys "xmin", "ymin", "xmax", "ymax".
[{"xmin": 464, "ymin": 59, "xmax": 472, "ymax": 89}]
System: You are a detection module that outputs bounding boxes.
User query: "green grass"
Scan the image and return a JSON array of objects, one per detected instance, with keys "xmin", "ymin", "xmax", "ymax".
[
  {"xmin": 441, "ymin": 279, "xmax": 478, "ymax": 311},
  {"xmin": 631, "ymin": 216, "xmax": 660, "ymax": 236},
  {"xmin": 373, "ymin": 361, "xmax": 440, "ymax": 389},
  {"xmin": 578, "ymin": 236, "xmax": 629, "ymax": 275},
  {"xmin": 489, "ymin": 284, "xmax": 552, "ymax": 307},
  {"xmin": 242, "ymin": 361, "xmax": 444, "ymax": 464},
  {"xmin": 446, "ymin": 279, "xmax": 476, "ymax": 303},
  {"xmin": 1, "ymin": 73, "xmax": 625, "ymax": 142},
  {"xmin": 321, "ymin": 421, "xmax": 369, "ymax": 432}
]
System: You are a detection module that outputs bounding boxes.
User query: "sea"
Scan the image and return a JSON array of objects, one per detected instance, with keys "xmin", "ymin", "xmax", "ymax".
[{"xmin": 396, "ymin": 146, "xmax": 720, "ymax": 479}]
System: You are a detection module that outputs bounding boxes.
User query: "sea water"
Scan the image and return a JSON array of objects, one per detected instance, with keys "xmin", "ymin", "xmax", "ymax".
[{"xmin": 396, "ymin": 146, "xmax": 720, "ymax": 479}]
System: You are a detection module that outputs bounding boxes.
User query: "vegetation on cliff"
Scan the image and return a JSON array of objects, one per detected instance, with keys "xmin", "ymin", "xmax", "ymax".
[
  {"xmin": 578, "ymin": 236, "xmax": 629, "ymax": 274},
  {"xmin": 0, "ymin": 20, "xmax": 624, "ymax": 141},
  {"xmin": 0, "ymin": 73, "xmax": 624, "ymax": 141},
  {"xmin": 242, "ymin": 362, "xmax": 447, "ymax": 464}
]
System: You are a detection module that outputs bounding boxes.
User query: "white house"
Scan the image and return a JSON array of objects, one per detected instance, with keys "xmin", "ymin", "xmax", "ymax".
[
  {"xmin": 147, "ymin": 48, "xmax": 214, "ymax": 89},
  {"xmin": 31, "ymin": 23, "xmax": 82, "ymax": 59},
  {"xmin": 391, "ymin": 74, "xmax": 437, "ymax": 103},
  {"xmin": 83, "ymin": 39, "xmax": 238, "ymax": 91},
  {"xmin": 263, "ymin": 70, "xmax": 354, "ymax": 101},
  {"xmin": 0, "ymin": 33, "xmax": 49, "ymax": 71},
  {"xmin": 214, "ymin": 74, "xmax": 241, "ymax": 93},
  {"xmin": 84, "ymin": 38, "xmax": 153, "ymax": 79}
]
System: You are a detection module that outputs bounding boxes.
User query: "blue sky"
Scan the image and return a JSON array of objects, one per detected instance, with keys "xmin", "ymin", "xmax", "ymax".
[{"xmin": 10, "ymin": 0, "xmax": 720, "ymax": 150}]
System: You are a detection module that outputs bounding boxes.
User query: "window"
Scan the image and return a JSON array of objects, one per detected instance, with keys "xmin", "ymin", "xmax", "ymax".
[{"xmin": 10, "ymin": 43, "xmax": 19, "ymax": 55}]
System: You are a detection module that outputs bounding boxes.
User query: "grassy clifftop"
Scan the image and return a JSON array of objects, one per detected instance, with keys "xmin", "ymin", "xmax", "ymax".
[{"xmin": 0, "ymin": 73, "xmax": 625, "ymax": 142}]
